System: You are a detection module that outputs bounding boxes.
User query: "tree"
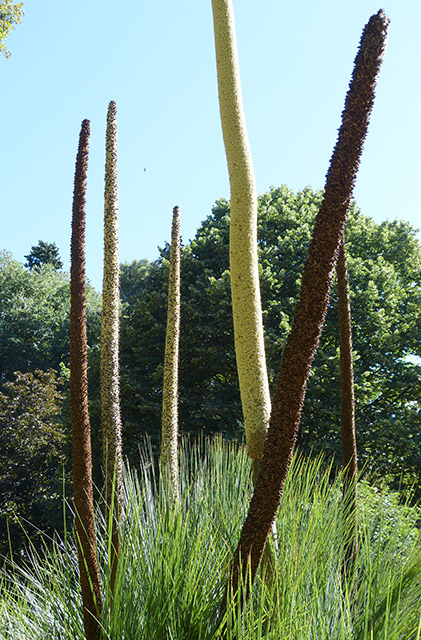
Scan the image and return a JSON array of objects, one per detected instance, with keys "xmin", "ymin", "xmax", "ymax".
[
  {"xmin": 0, "ymin": 0, "xmax": 23, "ymax": 58},
  {"xmin": 120, "ymin": 259, "xmax": 151, "ymax": 305},
  {"xmin": 25, "ymin": 240, "xmax": 63, "ymax": 271},
  {"xmin": 119, "ymin": 187, "xmax": 420, "ymax": 490},
  {"xmin": 0, "ymin": 250, "xmax": 101, "ymax": 556},
  {"xmin": 0, "ymin": 250, "xmax": 101, "ymax": 383},
  {"xmin": 119, "ymin": 222, "xmax": 240, "ymax": 457},
  {"xmin": 0, "ymin": 369, "xmax": 67, "ymax": 558},
  {"xmin": 70, "ymin": 119, "xmax": 102, "ymax": 640},
  {"xmin": 0, "ymin": 252, "xmax": 70, "ymax": 381}
]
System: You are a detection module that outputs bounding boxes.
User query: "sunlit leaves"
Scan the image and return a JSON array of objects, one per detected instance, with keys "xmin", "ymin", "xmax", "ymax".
[{"xmin": 0, "ymin": 0, "xmax": 23, "ymax": 58}]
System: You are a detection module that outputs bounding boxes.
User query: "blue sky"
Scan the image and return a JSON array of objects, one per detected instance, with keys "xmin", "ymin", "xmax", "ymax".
[{"xmin": 2, "ymin": 0, "xmax": 420, "ymax": 291}]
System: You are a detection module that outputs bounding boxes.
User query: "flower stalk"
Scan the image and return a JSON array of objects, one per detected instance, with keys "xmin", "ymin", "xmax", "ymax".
[
  {"xmin": 70, "ymin": 118, "xmax": 102, "ymax": 640},
  {"xmin": 101, "ymin": 100, "xmax": 123, "ymax": 594},
  {"xmin": 337, "ymin": 238, "xmax": 358, "ymax": 576},
  {"xmin": 211, "ymin": 0, "xmax": 271, "ymax": 462},
  {"xmin": 160, "ymin": 205, "xmax": 181, "ymax": 503},
  {"xmin": 222, "ymin": 9, "xmax": 389, "ymax": 617}
]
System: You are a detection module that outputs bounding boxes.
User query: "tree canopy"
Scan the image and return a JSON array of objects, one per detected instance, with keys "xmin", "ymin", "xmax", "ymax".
[
  {"xmin": 0, "ymin": 369, "xmax": 67, "ymax": 557},
  {"xmin": 119, "ymin": 186, "xmax": 421, "ymax": 489},
  {"xmin": 0, "ymin": 186, "xmax": 419, "ymax": 557},
  {"xmin": 0, "ymin": 250, "xmax": 101, "ymax": 382},
  {"xmin": 0, "ymin": 0, "xmax": 23, "ymax": 58},
  {"xmin": 25, "ymin": 240, "xmax": 63, "ymax": 271}
]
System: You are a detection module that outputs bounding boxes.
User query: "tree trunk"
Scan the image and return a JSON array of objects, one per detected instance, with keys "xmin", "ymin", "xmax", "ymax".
[
  {"xmin": 70, "ymin": 119, "xmax": 102, "ymax": 640},
  {"xmin": 222, "ymin": 9, "xmax": 389, "ymax": 618},
  {"xmin": 160, "ymin": 205, "xmax": 181, "ymax": 503},
  {"xmin": 101, "ymin": 100, "xmax": 123, "ymax": 595}
]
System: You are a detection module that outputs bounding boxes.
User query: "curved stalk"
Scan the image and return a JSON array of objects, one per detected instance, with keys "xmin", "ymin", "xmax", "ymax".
[
  {"xmin": 222, "ymin": 9, "xmax": 389, "ymax": 618},
  {"xmin": 211, "ymin": 0, "xmax": 271, "ymax": 461}
]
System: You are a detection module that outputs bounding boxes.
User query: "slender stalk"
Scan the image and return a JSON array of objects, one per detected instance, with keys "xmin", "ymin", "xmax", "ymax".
[
  {"xmin": 337, "ymin": 238, "xmax": 358, "ymax": 576},
  {"xmin": 211, "ymin": 0, "xmax": 278, "ymax": 569},
  {"xmin": 70, "ymin": 119, "xmax": 102, "ymax": 640},
  {"xmin": 160, "ymin": 205, "xmax": 181, "ymax": 503},
  {"xmin": 222, "ymin": 9, "xmax": 389, "ymax": 618},
  {"xmin": 211, "ymin": 0, "xmax": 271, "ymax": 462},
  {"xmin": 101, "ymin": 100, "xmax": 123, "ymax": 594}
]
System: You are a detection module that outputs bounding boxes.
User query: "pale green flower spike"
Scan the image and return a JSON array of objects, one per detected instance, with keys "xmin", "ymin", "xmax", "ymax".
[
  {"xmin": 160, "ymin": 205, "xmax": 181, "ymax": 504},
  {"xmin": 101, "ymin": 100, "xmax": 123, "ymax": 590},
  {"xmin": 211, "ymin": 0, "xmax": 271, "ymax": 461}
]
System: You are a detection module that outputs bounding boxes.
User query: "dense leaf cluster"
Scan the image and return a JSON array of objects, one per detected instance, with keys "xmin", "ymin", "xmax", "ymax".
[
  {"xmin": 0, "ymin": 251, "xmax": 101, "ymax": 382},
  {"xmin": 0, "ymin": 0, "xmax": 23, "ymax": 58},
  {"xmin": 0, "ymin": 186, "xmax": 419, "ymax": 556},
  {"xmin": 0, "ymin": 251, "xmax": 101, "ymax": 555},
  {"xmin": 25, "ymin": 240, "xmax": 63, "ymax": 272},
  {"xmin": 0, "ymin": 369, "xmax": 66, "ymax": 556},
  {"xmin": 119, "ymin": 186, "xmax": 421, "ymax": 489}
]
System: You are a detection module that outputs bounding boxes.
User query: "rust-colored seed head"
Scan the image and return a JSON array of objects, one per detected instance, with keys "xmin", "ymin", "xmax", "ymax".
[{"xmin": 70, "ymin": 118, "xmax": 102, "ymax": 640}]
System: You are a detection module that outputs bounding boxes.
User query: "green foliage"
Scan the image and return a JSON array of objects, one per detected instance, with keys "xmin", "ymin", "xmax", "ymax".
[
  {"xmin": 0, "ymin": 0, "xmax": 23, "ymax": 58},
  {"xmin": 0, "ymin": 439, "xmax": 420, "ymax": 638},
  {"xmin": 0, "ymin": 252, "xmax": 70, "ymax": 380},
  {"xmin": 0, "ymin": 369, "xmax": 67, "ymax": 557},
  {"xmin": 25, "ymin": 240, "xmax": 63, "ymax": 271},
  {"xmin": 119, "ymin": 187, "xmax": 421, "ymax": 489},
  {"xmin": 120, "ymin": 258, "xmax": 151, "ymax": 305},
  {"xmin": 0, "ymin": 250, "xmax": 101, "ymax": 381},
  {"xmin": 0, "ymin": 250, "xmax": 102, "ymax": 555}
]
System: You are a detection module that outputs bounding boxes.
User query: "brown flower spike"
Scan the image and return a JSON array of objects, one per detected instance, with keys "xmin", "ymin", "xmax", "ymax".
[
  {"xmin": 337, "ymin": 238, "xmax": 358, "ymax": 575},
  {"xmin": 223, "ymin": 9, "xmax": 389, "ymax": 616},
  {"xmin": 70, "ymin": 119, "xmax": 102, "ymax": 640}
]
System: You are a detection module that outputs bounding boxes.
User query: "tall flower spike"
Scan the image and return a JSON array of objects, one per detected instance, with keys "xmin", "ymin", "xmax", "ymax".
[
  {"xmin": 70, "ymin": 119, "xmax": 102, "ymax": 640},
  {"xmin": 211, "ymin": 0, "xmax": 271, "ymax": 462},
  {"xmin": 101, "ymin": 100, "xmax": 123, "ymax": 594},
  {"xmin": 222, "ymin": 9, "xmax": 389, "ymax": 618},
  {"xmin": 337, "ymin": 238, "xmax": 358, "ymax": 577},
  {"xmin": 160, "ymin": 205, "xmax": 181, "ymax": 504}
]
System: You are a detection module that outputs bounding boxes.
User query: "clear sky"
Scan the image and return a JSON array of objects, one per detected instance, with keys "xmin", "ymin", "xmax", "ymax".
[{"xmin": 2, "ymin": 0, "xmax": 420, "ymax": 291}]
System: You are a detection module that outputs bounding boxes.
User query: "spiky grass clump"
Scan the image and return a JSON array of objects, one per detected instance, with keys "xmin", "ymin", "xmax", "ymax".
[{"xmin": 0, "ymin": 438, "xmax": 420, "ymax": 639}]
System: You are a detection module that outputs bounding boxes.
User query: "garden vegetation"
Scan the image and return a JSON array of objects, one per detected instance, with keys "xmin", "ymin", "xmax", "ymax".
[{"xmin": 0, "ymin": 3, "xmax": 420, "ymax": 639}]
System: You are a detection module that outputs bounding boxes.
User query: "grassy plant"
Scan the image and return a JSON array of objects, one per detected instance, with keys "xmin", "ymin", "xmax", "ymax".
[
  {"xmin": 229, "ymin": 10, "xmax": 390, "ymax": 604},
  {"xmin": 0, "ymin": 438, "xmax": 420, "ymax": 639}
]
